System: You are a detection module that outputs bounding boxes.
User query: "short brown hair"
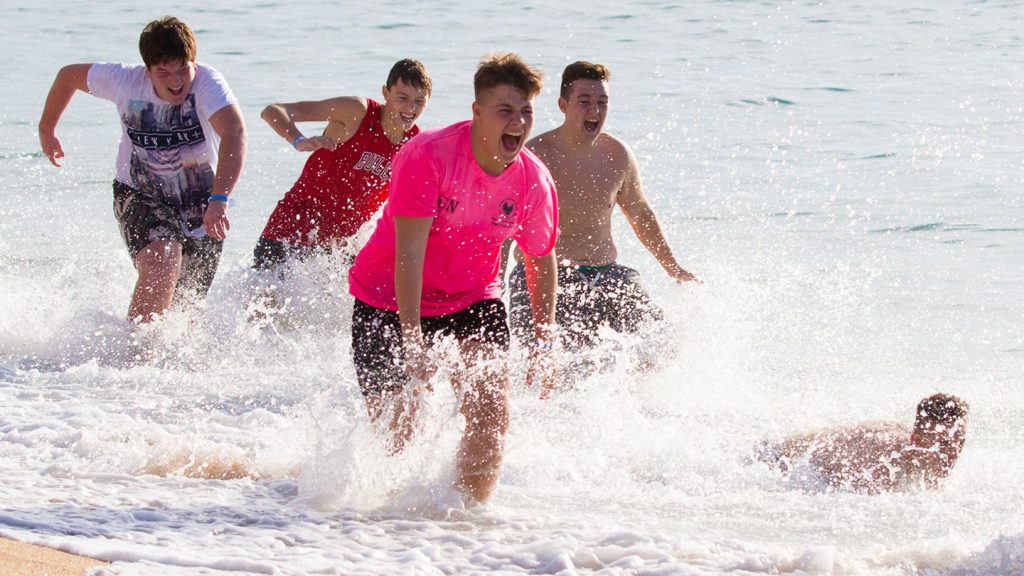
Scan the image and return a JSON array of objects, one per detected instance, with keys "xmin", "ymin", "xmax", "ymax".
[
  {"xmin": 139, "ymin": 16, "xmax": 197, "ymax": 68},
  {"xmin": 474, "ymin": 53, "xmax": 544, "ymax": 100},
  {"xmin": 914, "ymin": 393, "xmax": 969, "ymax": 432},
  {"xmin": 560, "ymin": 61, "xmax": 611, "ymax": 99},
  {"xmin": 386, "ymin": 59, "xmax": 432, "ymax": 95}
]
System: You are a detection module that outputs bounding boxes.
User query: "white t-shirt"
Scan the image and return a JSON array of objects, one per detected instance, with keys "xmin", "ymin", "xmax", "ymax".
[{"xmin": 87, "ymin": 62, "xmax": 237, "ymax": 233}]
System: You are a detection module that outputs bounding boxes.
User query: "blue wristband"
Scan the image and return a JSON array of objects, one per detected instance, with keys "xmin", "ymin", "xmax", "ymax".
[
  {"xmin": 534, "ymin": 340, "xmax": 554, "ymax": 351},
  {"xmin": 208, "ymin": 194, "xmax": 230, "ymax": 203},
  {"xmin": 292, "ymin": 135, "xmax": 305, "ymax": 149}
]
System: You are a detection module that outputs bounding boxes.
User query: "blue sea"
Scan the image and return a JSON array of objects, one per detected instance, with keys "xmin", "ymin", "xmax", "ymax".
[{"xmin": 1, "ymin": 1, "xmax": 1022, "ymax": 574}]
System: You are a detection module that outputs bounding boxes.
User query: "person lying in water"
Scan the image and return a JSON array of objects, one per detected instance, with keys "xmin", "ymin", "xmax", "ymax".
[{"xmin": 753, "ymin": 393, "xmax": 968, "ymax": 493}]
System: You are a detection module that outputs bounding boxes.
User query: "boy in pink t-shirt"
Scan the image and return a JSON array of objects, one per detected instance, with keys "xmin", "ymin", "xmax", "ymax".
[{"xmin": 348, "ymin": 54, "xmax": 559, "ymax": 505}]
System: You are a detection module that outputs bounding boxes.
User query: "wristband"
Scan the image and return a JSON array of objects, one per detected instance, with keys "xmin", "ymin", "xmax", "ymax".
[
  {"xmin": 534, "ymin": 340, "xmax": 554, "ymax": 351},
  {"xmin": 208, "ymin": 194, "xmax": 230, "ymax": 203},
  {"xmin": 292, "ymin": 135, "xmax": 305, "ymax": 149}
]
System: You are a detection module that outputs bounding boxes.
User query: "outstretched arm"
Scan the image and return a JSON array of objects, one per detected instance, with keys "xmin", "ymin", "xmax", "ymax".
[
  {"xmin": 203, "ymin": 104, "xmax": 247, "ymax": 240},
  {"xmin": 617, "ymin": 148, "xmax": 699, "ymax": 283},
  {"xmin": 260, "ymin": 96, "xmax": 367, "ymax": 152},
  {"xmin": 38, "ymin": 63, "xmax": 92, "ymax": 167}
]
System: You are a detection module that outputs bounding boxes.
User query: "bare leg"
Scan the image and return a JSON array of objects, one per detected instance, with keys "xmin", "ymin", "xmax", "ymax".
[
  {"xmin": 128, "ymin": 240, "xmax": 183, "ymax": 323},
  {"xmin": 365, "ymin": 389, "xmax": 420, "ymax": 455},
  {"xmin": 453, "ymin": 341, "xmax": 509, "ymax": 504}
]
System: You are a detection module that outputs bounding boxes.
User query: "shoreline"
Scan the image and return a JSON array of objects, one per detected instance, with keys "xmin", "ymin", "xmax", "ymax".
[{"xmin": 0, "ymin": 536, "xmax": 107, "ymax": 576}]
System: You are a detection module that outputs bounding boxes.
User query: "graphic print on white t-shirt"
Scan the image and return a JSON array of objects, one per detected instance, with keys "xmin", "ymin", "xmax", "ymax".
[{"xmin": 122, "ymin": 94, "xmax": 215, "ymax": 235}]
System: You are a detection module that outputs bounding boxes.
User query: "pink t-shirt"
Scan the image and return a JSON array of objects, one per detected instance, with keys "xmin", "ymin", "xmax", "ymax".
[{"xmin": 348, "ymin": 120, "xmax": 558, "ymax": 316}]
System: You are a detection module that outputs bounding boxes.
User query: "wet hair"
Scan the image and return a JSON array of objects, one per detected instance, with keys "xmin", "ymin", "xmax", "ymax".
[
  {"xmin": 560, "ymin": 61, "xmax": 611, "ymax": 99},
  {"xmin": 139, "ymin": 16, "xmax": 197, "ymax": 68},
  {"xmin": 914, "ymin": 393, "xmax": 969, "ymax": 433},
  {"xmin": 474, "ymin": 53, "xmax": 544, "ymax": 100},
  {"xmin": 386, "ymin": 59, "xmax": 432, "ymax": 95}
]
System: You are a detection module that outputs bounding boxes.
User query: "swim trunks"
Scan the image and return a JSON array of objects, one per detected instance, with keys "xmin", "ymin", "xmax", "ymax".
[
  {"xmin": 508, "ymin": 261, "xmax": 662, "ymax": 348},
  {"xmin": 113, "ymin": 180, "xmax": 223, "ymax": 298},
  {"xmin": 351, "ymin": 298, "xmax": 510, "ymax": 396}
]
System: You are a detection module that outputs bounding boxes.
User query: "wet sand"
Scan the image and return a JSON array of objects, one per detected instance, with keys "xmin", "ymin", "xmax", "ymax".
[{"xmin": 0, "ymin": 536, "xmax": 106, "ymax": 575}]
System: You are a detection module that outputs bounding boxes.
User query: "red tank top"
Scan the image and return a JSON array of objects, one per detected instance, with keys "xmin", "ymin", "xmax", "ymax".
[{"xmin": 260, "ymin": 99, "xmax": 420, "ymax": 246}]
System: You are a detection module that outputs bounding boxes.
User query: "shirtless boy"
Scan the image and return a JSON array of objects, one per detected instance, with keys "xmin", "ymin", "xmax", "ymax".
[
  {"xmin": 508, "ymin": 61, "xmax": 697, "ymax": 349},
  {"xmin": 39, "ymin": 16, "xmax": 246, "ymax": 325},
  {"xmin": 754, "ymin": 393, "xmax": 969, "ymax": 493},
  {"xmin": 255, "ymin": 59, "xmax": 431, "ymax": 271}
]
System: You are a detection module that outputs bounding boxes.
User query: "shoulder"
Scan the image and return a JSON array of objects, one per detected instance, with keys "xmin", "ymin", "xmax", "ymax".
[
  {"xmin": 518, "ymin": 147, "xmax": 557, "ymax": 189},
  {"xmin": 193, "ymin": 62, "xmax": 238, "ymax": 110},
  {"xmin": 90, "ymin": 61, "xmax": 144, "ymax": 74},
  {"xmin": 395, "ymin": 121, "xmax": 469, "ymax": 167},
  {"xmin": 519, "ymin": 146, "xmax": 550, "ymax": 173},
  {"xmin": 87, "ymin": 62, "xmax": 145, "ymax": 82},
  {"xmin": 195, "ymin": 62, "xmax": 230, "ymax": 85},
  {"xmin": 598, "ymin": 132, "xmax": 632, "ymax": 160},
  {"xmin": 194, "ymin": 63, "xmax": 236, "ymax": 98},
  {"xmin": 526, "ymin": 128, "xmax": 560, "ymax": 158},
  {"xmin": 340, "ymin": 96, "xmax": 371, "ymax": 122},
  {"xmin": 409, "ymin": 120, "xmax": 469, "ymax": 150},
  {"xmin": 317, "ymin": 95, "xmax": 369, "ymax": 119},
  {"xmin": 86, "ymin": 62, "xmax": 146, "ymax": 98}
]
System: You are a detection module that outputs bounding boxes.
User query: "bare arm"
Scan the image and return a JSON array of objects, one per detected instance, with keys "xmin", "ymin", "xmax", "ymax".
[
  {"xmin": 260, "ymin": 96, "xmax": 367, "ymax": 152},
  {"xmin": 38, "ymin": 63, "xmax": 92, "ymax": 167},
  {"xmin": 499, "ymin": 239, "xmax": 513, "ymax": 285},
  {"xmin": 617, "ymin": 148, "xmax": 698, "ymax": 283},
  {"xmin": 394, "ymin": 216, "xmax": 436, "ymax": 382},
  {"xmin": 202, "ymin": 104, "xmax": 247, "ymax": 241},
  {"xmin": 523, "ymin": 250, "xmax": 558, "ymax": 397}
]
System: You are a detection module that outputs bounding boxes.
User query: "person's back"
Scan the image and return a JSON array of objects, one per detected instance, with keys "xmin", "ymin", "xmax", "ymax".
[
  {"xmin": 775, "ymin": 421, "xmax": 911, "ymax": 492},
  {"xmin": 755, "ymin": 393, "xmax": 969, "ymax": 493}
]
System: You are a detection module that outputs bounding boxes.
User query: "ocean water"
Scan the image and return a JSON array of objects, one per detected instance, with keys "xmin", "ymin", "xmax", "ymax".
[{"xmin": 2, "ymin": 1, "xmax": 1023, "ymax": 575}]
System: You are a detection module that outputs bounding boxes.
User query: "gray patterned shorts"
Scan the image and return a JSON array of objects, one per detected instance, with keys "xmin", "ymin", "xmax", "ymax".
[{"xmin": 112, "ymin": 180, "xmax": 223, "ymax": 298}]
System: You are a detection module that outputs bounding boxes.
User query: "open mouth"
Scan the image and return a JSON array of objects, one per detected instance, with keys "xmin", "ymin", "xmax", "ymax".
[
  {"xmin": 501, "ymin": 132, "xmax": 522, "ymax": 154},
  {"xmin": 583, "ymin": 119, "xmax": 600, "ymax": 133},
  {"xmin": 400, "ymin": 112, "xmax": 417, "ymax": 125},
  {"xmin": 168, "ymin": 85, "xmax": 185, "ymax": 97}
]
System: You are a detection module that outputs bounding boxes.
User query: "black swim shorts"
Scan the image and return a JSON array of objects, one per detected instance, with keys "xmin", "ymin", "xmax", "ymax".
[{"xmin": 351, "ymin": 298, "xmax": 510, "ymax": 396}]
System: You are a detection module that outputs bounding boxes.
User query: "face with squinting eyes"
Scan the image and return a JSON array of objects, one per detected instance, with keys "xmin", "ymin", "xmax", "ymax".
[
  {"xmin": 559, "ymin": 79, "xmax": 609, "ymax": 142},
  {"xmin": 147, "ymin": 60, "xmax": 196, "ymax": 105},
  {"xmin": 382, "ymin": 78, "xmax": 430, "ymax": 132},
  {"xmin": 472, "ymin": 83, "xmax": 534, "ymax": 174}
]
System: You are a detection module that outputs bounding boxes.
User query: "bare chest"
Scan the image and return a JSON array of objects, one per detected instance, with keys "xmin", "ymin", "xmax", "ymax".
[{"xmin": 554, "ymin": 155, "xmax": 625, "ymax": 218}]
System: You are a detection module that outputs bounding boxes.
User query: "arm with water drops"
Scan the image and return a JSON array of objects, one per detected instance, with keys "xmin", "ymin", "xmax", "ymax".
[
  {"xmin": 617, "ymin": 144, "xmax": 699, "ymax": 283},
  {"xmin": 524, "ymin": 250, "xmax": 558, "ymax": 398}
]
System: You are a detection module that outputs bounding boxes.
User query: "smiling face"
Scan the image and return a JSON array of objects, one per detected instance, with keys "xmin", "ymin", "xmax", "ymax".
[
  {"xmin": 382, "ymin": 78, "xmax": 430, "ymax": 132},
  {"xmin": 146, "ymin": 59, "xmax": 196, "ymax": 105},
  {"xmin": 471, "ymin": 83, "xmax": 535, "ymax": 175},
  {"xmin": 559, "ymin": 78, "xmax": 609, "ymax": 143}
]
